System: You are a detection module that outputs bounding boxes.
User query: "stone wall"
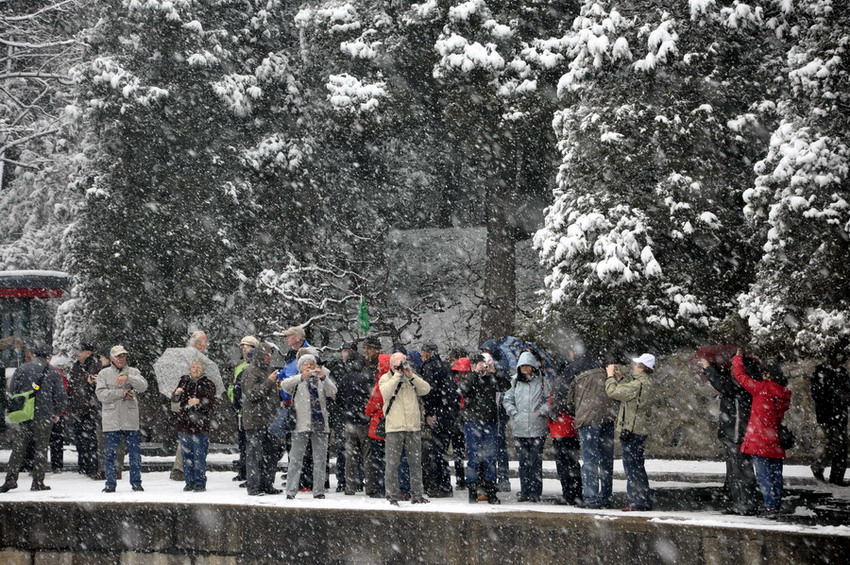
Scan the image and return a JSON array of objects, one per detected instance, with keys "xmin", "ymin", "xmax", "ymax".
[{"xmin": 2, "ymin": 501, "xmax": 848, "ymax": 565}]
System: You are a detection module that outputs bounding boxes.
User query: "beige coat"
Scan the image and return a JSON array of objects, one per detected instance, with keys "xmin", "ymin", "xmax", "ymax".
[
  {"xmin": 96, "ymin": 365, "xmax": 148, "ymax": 432},
  {"xmin": 378, "ymin": 370, "xmax": 431, "ymax": 433}
]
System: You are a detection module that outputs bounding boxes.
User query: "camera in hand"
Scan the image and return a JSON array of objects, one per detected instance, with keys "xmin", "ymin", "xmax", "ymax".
[{"xmin": 394, "ymin": 361, "xmax": 411, "ymax": 372}]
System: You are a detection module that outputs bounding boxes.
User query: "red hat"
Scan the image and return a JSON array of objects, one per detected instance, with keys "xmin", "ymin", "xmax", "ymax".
[{"xmin": 452, "ymin": 357, "xmax": 472, "ymax": 372}]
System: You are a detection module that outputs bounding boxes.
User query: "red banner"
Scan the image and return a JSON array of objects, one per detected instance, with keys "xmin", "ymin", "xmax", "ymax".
[{"xmin": 0, "ymin": 288, "xmax": 64, "ymax": 299}]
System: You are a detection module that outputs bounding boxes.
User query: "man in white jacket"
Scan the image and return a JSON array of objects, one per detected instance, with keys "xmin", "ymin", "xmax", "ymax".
[
  {"xmin": 379, "ymin": 352, "xmax": 431, "ymax": 505},
  {"xmin": 96, "ymin": 345, "xmax": 148, "ymax": 493}
]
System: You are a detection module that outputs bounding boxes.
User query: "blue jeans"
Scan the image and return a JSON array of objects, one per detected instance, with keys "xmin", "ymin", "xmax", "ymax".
[
  {"xmin": 463, "ymin": 422, "xmax": 498, "ymax": 484},
  {"xmin": 752, "ymin": 455, "xmax": 784, "ymax": 511},
  {"xmin": 179, "ymin": 433, "xmax": 209, "ymax": 488},
  {"xmin": 104, "ymin": 430, "xmax": 141, "ymax": 488},
  {"xmin": 515, "ymin": 437, "xmax": 544, "ymax": 498},
  {"xmin": 578, "ymin": 422, "xmax": 614, "ymax": 506},
  {"xmin": 621, "ymin": 431, "xmax": 652, "ymax": 509}
]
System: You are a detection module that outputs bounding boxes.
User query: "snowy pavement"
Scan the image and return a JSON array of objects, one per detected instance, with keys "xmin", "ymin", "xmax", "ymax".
[{"xmin": 1, "ymin": 450, "xmax": 849, "ymax": 535}]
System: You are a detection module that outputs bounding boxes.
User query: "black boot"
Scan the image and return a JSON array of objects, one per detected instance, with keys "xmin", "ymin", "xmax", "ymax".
[
  {"xmin": 484, "ymin": 481, "xmax": 501, "ymax": 505},
  {"xmin": 468, "ymin": 482, "xmax": 478, "ymax": 503}
]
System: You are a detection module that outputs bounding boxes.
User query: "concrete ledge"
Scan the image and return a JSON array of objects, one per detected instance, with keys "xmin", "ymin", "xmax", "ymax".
[{"xmin": 2, "ymin": 501, "xmax": 848, "ymax": 564}]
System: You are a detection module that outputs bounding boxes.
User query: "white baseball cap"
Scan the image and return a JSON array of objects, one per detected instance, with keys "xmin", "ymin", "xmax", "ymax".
[{"xmin": 632, "ymin": 353, "xmax": 656, "ymax": 370}]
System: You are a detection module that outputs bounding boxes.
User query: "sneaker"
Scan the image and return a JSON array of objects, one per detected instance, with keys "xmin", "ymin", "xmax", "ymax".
[
  {"xmin": 286, "ymin": 495, "xmax": 295, "ymax": 500},
  {"xmin": 411, "ymin": 496, "xmax": 430, "ymax": 504},
  {"xmin": 248, "ymin": 491, "xmax": 266, "ymax": 496},
  {"xmin": 488, "ymin": 495, "xmax": 501, "ymax": 505},
  {"xmin": 183, "ymin": 485, "xmax": 194, "ymax": 492},
  {"xmin": 263, "ymin": 487, "xmax": 282, "ymax": 495},
  {"xmin": 232, "ymin": 474, "xmax": 246, "ymax": 482},
  {"xmin": 335, "ymin": 485, "xmax": 345, "ymax": 492},
  {"xmin": 388, "ymin": 498, "xmax": 400, "ymax": 506},
  {"xmin": 169, "ymin": 469, "xmax": 184, "ymax": 481},
  {"xmin": 314, "ymin": 494, "xmax": 326, "ymax": 499},
  {"xmin": 239, "ymin": 482, "xmax": 247, "ymax": 488},
  {"xmin": 516, "ymin": 493, "xmax": 529, "ymax": 502},
  {"xmin": 30, "ymin": 482, "xmax": 51, "ymax": 491},
  {"xmin": 194, "ymin": 486, "xmax": 207, "ymax": 492},
  {"xmin": 102, "ymin": 486, "xmax": 116, "ymax": 493},
  {"xmin": 132, "ymin": 485, "xmax": 144, "ymax": 492},
  {"xmin": 0, "ymin": 480, "xmax": 18, "ymax": 493},
  {"xmin": 88, "ymin": 472, "xmax": 105, "ymax": 481}
]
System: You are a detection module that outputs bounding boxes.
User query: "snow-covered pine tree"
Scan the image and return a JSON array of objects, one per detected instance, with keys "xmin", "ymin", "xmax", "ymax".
[
  {"xmin": 64, "ymin": 0, "xmax": 264, "ymax": 361},
  {"xmin": 535, "ymin": 1, "xmax": 781, "ymax": 355},
  {"xmin": 738, "ymin": 0, "xmax": 850, "ymax": 357}
]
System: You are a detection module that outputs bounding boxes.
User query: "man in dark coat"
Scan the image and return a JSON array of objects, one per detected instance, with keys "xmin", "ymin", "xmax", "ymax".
[
  {"xmin": 420, "ymin": 343, "xmax": 459, "ymax": 497},
  {"xmin": 1, "ymin": 342, "xmax": 68, "ymax": 492},
  {"xmin": 68, "ymin": 342, "xmax": 102, "ymax": 477},
  {"xmin": 333, "ymin": 343, "xmax": 374, "ymax": 495},
  {"xmin": 241, "ymin": 342, "xmax": 283, "ymax": 496},
  {"xmin": 810, "ymin": 348, "xmax": 850, "ymax": 485},
  {"xmin": 700, "ymin": 357, "xmax": 761, "ymax": 514}
]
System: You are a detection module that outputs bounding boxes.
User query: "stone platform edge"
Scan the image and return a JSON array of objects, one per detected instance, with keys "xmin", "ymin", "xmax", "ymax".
[{"xmin": 1, "ymin": 501, "xmax": 848, "ymax": 565}]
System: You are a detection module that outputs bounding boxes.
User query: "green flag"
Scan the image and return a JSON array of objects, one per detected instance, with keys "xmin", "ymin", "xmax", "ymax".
[{"xmin": 357, "ymin": 295, "xmax": 371, "ymax": 333}]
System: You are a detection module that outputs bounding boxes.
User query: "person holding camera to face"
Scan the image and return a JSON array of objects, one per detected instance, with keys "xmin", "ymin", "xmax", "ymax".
[
  {"xmin": 281, "ymin": 354, "xmax": 337, "ymax": 499},
  {"xmin": 379, "ymin": 352, "xmax": 432, "ymax": 505}
]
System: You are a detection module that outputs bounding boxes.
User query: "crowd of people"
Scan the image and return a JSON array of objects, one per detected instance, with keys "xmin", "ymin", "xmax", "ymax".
[{"xmin": 2, "ymin": 330, "xmax": 848, "ymax": 517}]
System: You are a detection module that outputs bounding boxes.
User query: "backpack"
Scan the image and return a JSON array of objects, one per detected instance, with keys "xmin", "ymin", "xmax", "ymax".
[{"xmin": 7, "ymin": 365, "xmax": 50, "ymax": 424}]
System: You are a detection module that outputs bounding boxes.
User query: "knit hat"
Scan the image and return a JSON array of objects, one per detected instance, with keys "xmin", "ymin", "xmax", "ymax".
[{"xmin": 297, "ymin": 354, "xmax": 317, "ymax": 371}]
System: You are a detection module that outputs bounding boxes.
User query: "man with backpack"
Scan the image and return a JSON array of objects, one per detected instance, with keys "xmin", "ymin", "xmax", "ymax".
[{"xmin": 1, "ymin": 342, "xmax": 67, "ymax": 492}]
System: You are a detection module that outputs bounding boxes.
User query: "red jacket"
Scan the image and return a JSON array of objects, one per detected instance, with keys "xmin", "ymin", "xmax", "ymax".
[
  {"xmin": 732, "ymin": 356, "xmax": 792, "ymax": 459},
  {"xmin": 547, "ymin": 389, "xmax": 577, "ymax": 438},
  {"xmin": 365, "ymin": 383, "xmax": 385, "ymax": 441}
]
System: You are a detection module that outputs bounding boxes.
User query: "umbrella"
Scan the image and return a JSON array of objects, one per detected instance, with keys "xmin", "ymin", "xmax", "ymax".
[
  {"xmin": 691, "ymin": 345, "xmax": 739, "ymax": 370},
  {"xmin": 481, "ymin": 336, "xmax": 559, "ymax": 380},
  {"xmin": 153, "ymin": 347, "xmax": 223, "ymax": 398}
]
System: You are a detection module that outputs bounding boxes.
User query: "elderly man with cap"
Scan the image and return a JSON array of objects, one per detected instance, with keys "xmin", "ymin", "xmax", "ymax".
[
  {"xmin": 230, "ymin": 335, "xmax": 259, "ymax": 482},
  {"xmin": 0, "ymin": 342, "xmax": 67, "ymax": 493},
  {"xmin": 605, "ymin": 353, "xmax": 656, "ymax": 511},
  {"xmin": 96, "ymin": 345, "xmax": 149, "ymax": 493},
  {"xmin": 69, "ymin": 342, "xmax": 102, "ymax": 478}
]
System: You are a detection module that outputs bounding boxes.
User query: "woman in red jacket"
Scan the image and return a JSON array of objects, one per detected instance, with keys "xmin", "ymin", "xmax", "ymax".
[{"xmin": 732, "ymin": 351, "xmax": 792, "ymax": 514}]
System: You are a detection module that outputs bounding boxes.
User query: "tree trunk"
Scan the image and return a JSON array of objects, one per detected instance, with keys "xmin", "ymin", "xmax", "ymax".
[{"xmin": 479, "ymin": 177, "xmax": 517, "ymax": 342}]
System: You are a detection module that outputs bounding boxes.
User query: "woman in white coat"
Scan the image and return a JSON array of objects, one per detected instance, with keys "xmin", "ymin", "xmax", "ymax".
[{"xmin": 281, "ymin": 354, "xmax": 337, "ymax": 499}]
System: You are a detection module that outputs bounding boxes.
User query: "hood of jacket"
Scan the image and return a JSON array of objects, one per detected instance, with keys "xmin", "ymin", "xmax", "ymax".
[{"xmin": 517, "ymin": 351, "xmax": 540, "ymax": 369}]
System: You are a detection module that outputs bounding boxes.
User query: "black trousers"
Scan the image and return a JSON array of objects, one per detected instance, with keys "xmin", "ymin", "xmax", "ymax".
[
  {"xmin": 553, "ymin": 436, "xmax": 582, "ymax": 502},
  {"xmin": 245, "ymin": 428, "xmax": 282, "ymax": 494},
  {"xmin": 814, "ymin": 421, "xmax": 848, "ymax": 483},
  {"xmin": 73, "ymin": 412, "xmax": 99, "ymax": 475},
  {"xmin": 50, "ymin": 416, "xmax": 66, "ymax": 470},
  {"xmin": 424, "ymin": 425, "xmax": 453, "ymax": 494},
  {"xmin": 723, "ymin": 440, "xmax": 760, "ymax": 514}
]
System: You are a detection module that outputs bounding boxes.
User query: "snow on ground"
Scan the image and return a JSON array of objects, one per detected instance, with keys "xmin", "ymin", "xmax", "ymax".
[{"xmin": 1, "ymin": 450, "xmax": 849, "ymax": 536}]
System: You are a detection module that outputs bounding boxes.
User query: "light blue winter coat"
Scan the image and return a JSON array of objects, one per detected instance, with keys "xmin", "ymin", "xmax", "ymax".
[{"xmin": 502, "ymin": 351, "xmax": 551, "ymax": 438}]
